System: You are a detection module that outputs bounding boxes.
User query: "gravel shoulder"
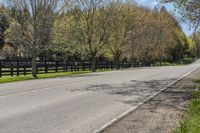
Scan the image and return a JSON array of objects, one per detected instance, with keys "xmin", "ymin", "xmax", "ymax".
[{"xmin": 102, "ymin": 69, "xmax": 200, "ymax": 133}]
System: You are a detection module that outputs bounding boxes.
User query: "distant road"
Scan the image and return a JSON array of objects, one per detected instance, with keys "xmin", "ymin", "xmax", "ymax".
[{"xmin": 0, "ymin": 60, "xmax": 200, "ymax": 133}]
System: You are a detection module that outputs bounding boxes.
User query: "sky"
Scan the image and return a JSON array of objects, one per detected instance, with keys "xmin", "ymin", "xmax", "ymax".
[{"xmin": 135, "ymin": 0, "xmax": 194, "ymax": 36}]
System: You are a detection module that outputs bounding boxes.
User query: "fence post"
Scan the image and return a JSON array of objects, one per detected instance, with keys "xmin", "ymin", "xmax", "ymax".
[
  {"xmin": 89, "ymin": 61, "xmax": 92, "ymax": 70},
  {"xmin": 100, "ymin": 61, "xmax": 103, "ymax": 70},
  {"xmin": 71, "ymin": 62, "xmax": 73, "ymax": 72},
  {"xmin": 0, "ymin": 60, "xmax": 2, "ymax": 77},
  {"xmin": 55, "ymin": 61, "xmax": 58, "ymax": 72},
  {"xmin": 11, "ymin": 67, "xmax": 13, "ymax": 77},
  {"xmin": 75, "ymin": 61, "xmax": 77, "ymax": 71},
  {"xmin": 65, "ymin": 61, "xmax": 68, "ymax": 72},
  {"xmin": 82, "ymin": 61, "xmax": 85, "ymax": 71},
  {"xmin": 95, "ymin": 61, "xmax": 97, "ymax": 70},
  {"xmin": 24, "ymin": 66, "xmax": 26, "ymax": 76},
  {"xmin": 45, "ymin": 60, "xmax": 48, "ymax": 73},
  {"xmin": 77, "ymin": 61, "xmax": 79, "ymax": 71},
  {"xmin": 63, "ymin": 61, "xmax": 65, "ymax": 72},
  {"xmin": 17, "ymin": 60, "xmax": 19, "ymax": 76},
  {"xmin": 36, "ymin": 60, "xmax": 38, "ymax": 74}
]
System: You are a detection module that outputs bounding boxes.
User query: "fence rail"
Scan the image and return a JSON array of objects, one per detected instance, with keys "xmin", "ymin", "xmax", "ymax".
[{"xmin": 0, "ymin": 60, "xmax": 136, "ymax": 77}]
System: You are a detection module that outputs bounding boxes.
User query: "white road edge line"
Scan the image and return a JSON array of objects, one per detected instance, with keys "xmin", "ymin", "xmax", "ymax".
[{"xmin": 93, "ymin": 67, "xmax": 199, "ymax": 133}]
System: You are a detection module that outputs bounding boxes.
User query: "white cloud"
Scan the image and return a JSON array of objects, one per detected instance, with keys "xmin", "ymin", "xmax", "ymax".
[
  {"xmin": 140, "ymin": 0, "xmax": 147, "ymax": 2},
  {"xmin": 152, "ymin": 1, "xmax": 159, "ymax": 6}
]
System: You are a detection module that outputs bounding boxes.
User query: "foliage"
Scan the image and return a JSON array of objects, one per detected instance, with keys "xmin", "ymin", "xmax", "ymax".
[
  {"xmin": 0, "ymin": 5, "xmax": 9, "ymax": 47},
  {"xmin": 174, "ymin": 90, "xmax": 200, "ymax": 133},
  {"xmin": 182, "ymin": 57, "xmax": 195, "ymax": 64},
  {"xmin": 161, "ymin": 0, "xmax": 200, "ymax": 31},
  {"xmin": 4, "ymin": 0, "xmax": 67, "ymax": 78}
]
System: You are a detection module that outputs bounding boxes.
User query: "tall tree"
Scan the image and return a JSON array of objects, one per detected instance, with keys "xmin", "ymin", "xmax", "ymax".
[
  {"xmin": 0, "ymin": 5, "xmax": 9, "ymax": 48},
  {"xmin": 161, "ymin": 0, "xmax": 200, "ymax": 31},
  {"xmin": 107, "ymin": 2, "xmax": 130, "ymax": 68},
  {"xmin": 4, "ymin": 0, "xmax": 67, "ymax": 78},
  {"xmin": 73, "ymin": 0, "xmax": 111, "ymax": 71}
]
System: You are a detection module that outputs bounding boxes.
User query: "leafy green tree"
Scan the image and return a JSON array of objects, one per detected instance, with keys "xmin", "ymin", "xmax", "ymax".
[
  {"xmin": 73, "ymin": 0, "xmax": 112, "ymax": 71},
  {"xmin": 0, "ymin": 5, "xmax": 9, "ymax": 48},
  {"xmin": 4, "ymin": 0, "xmax": 67, "ymax": 78},
  {"xmin": 107, "ymin": 2, "xmax": 130, "ymax": 68}
]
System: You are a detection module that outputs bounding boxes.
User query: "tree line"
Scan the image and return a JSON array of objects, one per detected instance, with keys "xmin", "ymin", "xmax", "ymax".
[{"xmin": 0, "ymin": 0, "xmax": 197, "ymax": 78}]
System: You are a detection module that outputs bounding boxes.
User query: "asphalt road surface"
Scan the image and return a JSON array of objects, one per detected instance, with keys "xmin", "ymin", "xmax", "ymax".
[{"xmin": 0, "ymin": 60, "xmax": 200, "ymax": 133}]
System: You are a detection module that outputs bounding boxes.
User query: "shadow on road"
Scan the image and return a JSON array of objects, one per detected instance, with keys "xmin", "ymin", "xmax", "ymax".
[
  {"xmin": 57, "ymin": 73, "xmax": 103, "ymax": 79},
  {"xmin": 72, "ymin": 78, "xmax": 187, "ymax": 106},
  {"xmin": 137, "ymin": 77, "xmax": 195, "ymax": 111},
  {"xmin": 102, "ymin": 72, "xmax": 199, "ymax": 133}
]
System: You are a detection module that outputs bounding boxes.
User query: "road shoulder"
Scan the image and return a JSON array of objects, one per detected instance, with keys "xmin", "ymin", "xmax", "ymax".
[{"xmin": 102, "ymin": 69, "xmax": 200, "ymax": 133}]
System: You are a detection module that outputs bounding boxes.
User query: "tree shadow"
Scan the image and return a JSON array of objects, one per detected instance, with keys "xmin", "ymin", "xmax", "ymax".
[
  {"xmin": 76, "ymin": 78, "xmax": 174, "ymax": 94},
  {"xmin": 72, "ymin": 76, "xmax": 196, "ymax": 112},
  {"xmin": 57, "ymin": 73, "xmax": 102, "ymax": 79},
  {"xmin": 122, "ymin": 76, "xmax": 195, "ymax": 111}
]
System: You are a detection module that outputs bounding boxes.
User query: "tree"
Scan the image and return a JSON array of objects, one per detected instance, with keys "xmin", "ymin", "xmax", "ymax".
[
  {"xmin": 73, "ymin": 0, "xmax": 111, "ymax": 71},
  {"xmin": 51, "ymin": 11, "xmax": 79, "ymax": 60},
  {"xmin": 4, "ymin": 0, "xmax": 67, "ymax": 78},
  {"xmin": 161, "ymin": 0, "xmax": 200, "ymax": 31},
  {"xmin": 154, "ymin": 7, "xmax": 179, "ymax": 63},
  {"xmin": 192, "ymin": 32, "xmax": 200, "ymax": 57},
  {"xmin": 107, "ymin": 2, "xmax": 130, "ymax": 68},
  {"xmin": 0, "ymin": 5, "xmax": 9, "ymax": 48}
]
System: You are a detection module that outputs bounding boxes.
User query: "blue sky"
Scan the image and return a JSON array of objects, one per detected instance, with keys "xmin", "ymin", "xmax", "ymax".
[{"xmin": 135, "ymin": 0, "xmax": 193, "ymax": 36}]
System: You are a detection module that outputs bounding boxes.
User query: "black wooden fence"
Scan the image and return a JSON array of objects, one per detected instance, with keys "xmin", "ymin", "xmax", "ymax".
[{"xmin": 0, "ymin": 60, "xmax": 134, "ymax": 77}]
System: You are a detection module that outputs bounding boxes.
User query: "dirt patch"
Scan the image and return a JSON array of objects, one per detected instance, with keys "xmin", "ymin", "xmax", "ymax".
[{"xmin": 102, "ymin": 69, "xmax": 200, "ymax": 133}]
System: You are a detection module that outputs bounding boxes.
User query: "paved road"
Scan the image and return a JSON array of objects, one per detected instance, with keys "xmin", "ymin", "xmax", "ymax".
[{"xmin": 0, "ymin": 60, "xmax": 200, "ymax": 133}]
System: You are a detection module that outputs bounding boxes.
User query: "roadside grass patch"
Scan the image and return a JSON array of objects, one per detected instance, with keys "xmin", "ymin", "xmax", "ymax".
[
  {"xmin": 0, "ymin": 70, "xmax": 110, "ymax": 84},
  {"xmin": 174, "ymin": 82, "xmax": 200, "ymax": 133},
  {"xmin": 0, "ymin": 76, "xmax": 34, "ymax": 84},
  {"xmin": 155, "ymin": 58, "xmax": 195, "ymax": 67},
  {"xmin": 182, "ymin": 58, "xmax": 195, "ymax": 65},
  {"xmin": 0, "ymin": 69, "xmax": 112, "ymax": 84},
  {"xmin": 155, "ymin": 62, "xmax": 179, "ymax": 66}
]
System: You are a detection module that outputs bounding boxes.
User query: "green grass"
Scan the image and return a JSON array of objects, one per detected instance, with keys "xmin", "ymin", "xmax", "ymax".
[
  {"xmin": 0, "ymin": 69, "xmax": 111, "ymax": 84},
  {"xmin": 182, "ymin": 58, "xmax": 195, "ymax": 65},
  {"xmin": 155, "ymin": 58, "xmax": 195, "ymax": 67},
  {"xmin": 174, "ymin": 80, "xmax": 200, "ymax": 133},
  {"xmin": 155, "ymin": 62, "xmax": 180, "ymax": 66}
]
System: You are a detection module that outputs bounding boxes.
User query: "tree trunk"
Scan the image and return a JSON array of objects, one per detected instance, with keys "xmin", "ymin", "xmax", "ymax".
[
  {"xmin": 159, "ymin": 58, "xmax": 162, "ymax": 66},
  {"xmin": 114, "ymin": 55, "xmax": 120, "ymax": 69},
  {"xmin": 32, "ymin": 50, "xmax": 38, "ymax": 78},
  {"xmin": 91, "ymin": 57, "xmax": 96, "ymax": 72},
  {"xmin": 131, "ymin": 58, "xmax": 135, "ymax": 67}
]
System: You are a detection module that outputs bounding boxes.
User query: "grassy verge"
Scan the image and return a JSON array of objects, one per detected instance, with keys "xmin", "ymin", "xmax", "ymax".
[
  {"xmin": 174, "ymin": 79, "xmax": 200, "ymax": 133},
  {"xmin": 0, "ymin": 69, "xmax": 111, "ymax": 84},
  {"xmin": 155, "ymin": 62, "xmax": 180, "ymax": 66},
  {"xmin": 155, "ymin": 58, "xmax": 195, "ymax": 67},
  {"xmin": 182, "ymin": 58, "xmax": 196, "ymax": 65}
]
